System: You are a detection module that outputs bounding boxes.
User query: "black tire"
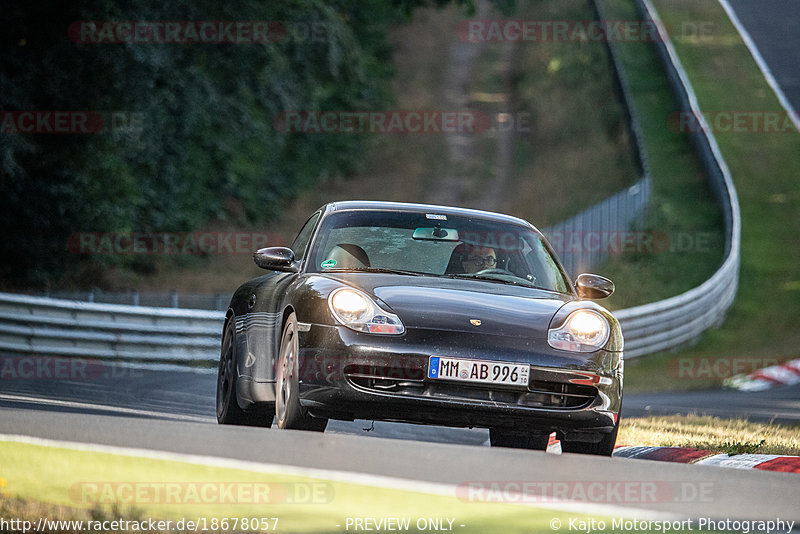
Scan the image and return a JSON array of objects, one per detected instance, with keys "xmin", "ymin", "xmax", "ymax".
[
  {"xmin": 275, "ymin": 313, "xmax": 327, "ymax": 432},
  {"xmin": 561, "ymin": 423, "xmax": 619, "ymax": 456},
  {"xmin": 216, "ymin": 318, "xmax": 273, "ymax": 427},
  {"xmin": 489, "ymin": 428, "xmax": 549, "ymax": 450}
]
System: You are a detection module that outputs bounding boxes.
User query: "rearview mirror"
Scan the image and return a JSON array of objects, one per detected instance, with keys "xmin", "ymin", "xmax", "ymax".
[
  {"xmin": 253, "ymin": 247, "xmax": 299, "ymax": 272},
  {"xmin": 575, "ymin": 273, "xmax": 615, "ymax": 300},
  {"xmin": 412, "ymin": 227, "xmax": 459, "ymax": 241}
]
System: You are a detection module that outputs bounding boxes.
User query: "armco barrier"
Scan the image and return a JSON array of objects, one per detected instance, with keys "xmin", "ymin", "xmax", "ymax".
[
  {"xmin": 600, "ymin": 0, "xmax": 741, "ymax": 358},
  {"xmin": 0, "ymin": 0, "xmax": 740, "ymax": 363},
  {"xmin": 544, "ymin": 175, "xmax": 651, "ymax": 277},
  {"xmin": 0, "ymin": 292, "xmax": 223, "ymax": 362}
]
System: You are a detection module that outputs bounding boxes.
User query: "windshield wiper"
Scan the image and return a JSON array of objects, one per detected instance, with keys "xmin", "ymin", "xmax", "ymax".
[
  {"xmin": 442, "ymin": 273, "xmax": 530, "ymax": 287},
  {"xmin": 323, "ymin": 267, "xmax": 425, "ymax": 276},
  {"xmin": 468, "ymin": 274, "xmax": 527, "ymax": 286}
]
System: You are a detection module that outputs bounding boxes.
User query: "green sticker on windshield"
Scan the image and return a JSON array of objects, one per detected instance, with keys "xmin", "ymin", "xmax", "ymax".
[{"xmin": 321, "ymin": 259, "xmax": 337, "ymax": 269}]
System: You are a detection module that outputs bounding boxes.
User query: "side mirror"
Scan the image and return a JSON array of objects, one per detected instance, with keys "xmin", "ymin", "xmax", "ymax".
[
  {"xmin": 575, "ymin": 273, "xmax": 615, "ymax": 300},
  {"xmin": 253, "ymin": 247, "xmax": 299, "ymax": 272}
]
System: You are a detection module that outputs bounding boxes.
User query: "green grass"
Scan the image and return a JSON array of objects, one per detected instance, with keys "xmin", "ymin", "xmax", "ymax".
[
  {"xmin": 0, "ymin": 440, "xmax": 638, "ymax": 533},
  {"xmin": 593, "ymin": 0, "xmax": 725, "ymax": 312},
  {"xmin": 615, "ymin": 0, "xmax": 800, "ymax": 391},
  {"xmin": 619, "ymin": 415, "xmax": 800, "ymax": 455},
  {"xmin": 505, "ymin": 0, "xmax": 641, "ymax": 227}
]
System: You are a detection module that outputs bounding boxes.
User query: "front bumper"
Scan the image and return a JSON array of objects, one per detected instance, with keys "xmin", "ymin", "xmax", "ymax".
[{"xmin": 296, "ymin": 324, "xmax": 622, "ymax": 441}]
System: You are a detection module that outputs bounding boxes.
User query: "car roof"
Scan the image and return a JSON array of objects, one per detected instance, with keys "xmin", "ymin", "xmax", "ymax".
[{"xmin": 320, "ymin": 201, "xmax": 536, "ymax": 230}]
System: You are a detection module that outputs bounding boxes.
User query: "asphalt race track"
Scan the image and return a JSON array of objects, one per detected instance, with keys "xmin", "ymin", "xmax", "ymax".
[
  {"xmin": 2, "ymin": 367, "xmax": 800, "ymax": 430},
  {"xmin": 1, "ymin": 366, "xmax": 799, "ymax": 522},
  {"xmin": 724, "ymin": 0, "xmax": 800, "ymax": 113},
  {"xmin": 623, "ymin": 385, "xmax": 800, "ymax": 425},
  {"xmin": 3, "ymin": 4, "xmax": 800, "ymax": 525}
]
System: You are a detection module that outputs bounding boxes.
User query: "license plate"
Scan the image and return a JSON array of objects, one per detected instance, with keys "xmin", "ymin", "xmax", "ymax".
[{"xmin": 427, "ymin": 356, "xmax": 529, "ymax": 387}]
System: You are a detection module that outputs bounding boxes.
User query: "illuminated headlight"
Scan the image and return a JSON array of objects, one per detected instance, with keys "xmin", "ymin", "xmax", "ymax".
[
  {"xmin": 328, "ymin": 288, "xmax": 405, "ymax": 335},
  {"xmin": 548, "ymin": 310, "xmax": 610, "ymax": 352}
]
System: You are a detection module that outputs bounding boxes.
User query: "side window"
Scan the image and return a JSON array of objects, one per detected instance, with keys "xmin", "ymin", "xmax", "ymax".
[{"xmin": 290, "ymin": 212, "xmax": 320, "ymax": 261}]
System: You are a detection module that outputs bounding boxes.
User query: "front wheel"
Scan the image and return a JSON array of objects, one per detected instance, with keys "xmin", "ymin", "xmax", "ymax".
[
  {"xmin": 275, "ymin": 313, "xmax": 327, "ymax": 432},
  {"xmin": 216, "ymin": 318, "xmax": 273, "ymax": 427},
  {"xmin": 489, "ymin": 428, "xmax": 549, "ymax": 450}
]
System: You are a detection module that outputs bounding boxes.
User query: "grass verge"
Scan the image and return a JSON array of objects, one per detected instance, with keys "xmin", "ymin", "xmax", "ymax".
[
  {"xmin": 593, "ymin": 0, "xmax": 725, "ymax": 312},
  {"xmin": 506, "ymin": 0, "xmax": 641, "ymax": 226},
  {"xmin": 619, "ymin": 414, "xmax": 800, "ymax": 456},
  {"xmin": 471, "ymin": 0, "xmax": 641, "ymax": 226},
  {"xmin": 616, "ymin": 0, "xmax": 800, "ymax": 391},
  {"xmin": 0, "ymin": 440, "xmax": 612, "ymax": 534}
]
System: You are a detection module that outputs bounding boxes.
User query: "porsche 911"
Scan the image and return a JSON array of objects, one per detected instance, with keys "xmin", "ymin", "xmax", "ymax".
[{"xmin": 216, "ymin": 201, "xmax": 623, "ymax": 455}]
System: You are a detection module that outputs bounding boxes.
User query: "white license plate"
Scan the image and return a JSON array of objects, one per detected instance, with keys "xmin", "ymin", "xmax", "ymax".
[{"xmin": 427, "ymin": 356, "xmax": 529, "ymax": 387}]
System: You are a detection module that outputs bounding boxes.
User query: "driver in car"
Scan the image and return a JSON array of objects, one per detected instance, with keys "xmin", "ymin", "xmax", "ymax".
[
  {"xmin": 445, "ymin": 243, "xmax": 497, "ymax": 274},
  {"xmin": 458, "ymin": 245, "xmax": 498, "ymax": 274}
]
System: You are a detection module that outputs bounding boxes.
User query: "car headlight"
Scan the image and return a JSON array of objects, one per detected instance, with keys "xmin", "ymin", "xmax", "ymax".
[
  {"xmin": 548, "ymin": 309, "xmax": 610, "ymax": 352},
  {"xmin": 328, "ymin": 288, "xmax": 405, "ymax": 335}
]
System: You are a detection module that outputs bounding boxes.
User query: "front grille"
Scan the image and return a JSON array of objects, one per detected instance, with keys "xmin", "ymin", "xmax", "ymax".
[
  {"xmin": 343, "ymin": 365, "xmax": 597, "ymax": 409},
  {"xmin": 521, "ymin": 380, "xmax": 597, "ymax": 409},
  {"xmin": 344, "ymin": 364, "xmax": 425, "ymax": 393}
]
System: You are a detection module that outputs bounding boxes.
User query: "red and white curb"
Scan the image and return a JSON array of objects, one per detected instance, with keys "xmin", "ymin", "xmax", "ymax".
[
  {"xmin": 724, "ymin": 358, "xmax": 800, "ymax": 391},
  {"xmin": 613, "ymin": 446, "xmax": 800, "ymax": 473}
]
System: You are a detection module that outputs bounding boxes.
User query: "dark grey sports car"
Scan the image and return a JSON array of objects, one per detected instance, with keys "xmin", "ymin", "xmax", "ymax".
[{"xmin": 216, "ymin": 201, "xmax": 623, "ymax": 455}]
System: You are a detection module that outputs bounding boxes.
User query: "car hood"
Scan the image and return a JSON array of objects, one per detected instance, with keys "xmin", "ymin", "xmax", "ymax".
[{"xmin": 321, "ymin": 273, "xmax": 573, "ymax": 337}]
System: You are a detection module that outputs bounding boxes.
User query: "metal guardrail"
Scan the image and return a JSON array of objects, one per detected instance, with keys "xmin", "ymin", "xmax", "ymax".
[
  {"xmin": 0, "ymin": 292, "xmax": 223, "ymax": 362},
  {"xmin": 544, "ymin": 175, "xmax": 651, "ymax": 277},
  {"xmin": 0, "ymin": 0, "xmax": 740, "ymax": 364},
  {"xmin": 34, "ymin": 289, "xmax": 230, "ymax": 311},
  {"xmin": 603, "ymin": 0, "xmax": 741, "ymax": 358}
]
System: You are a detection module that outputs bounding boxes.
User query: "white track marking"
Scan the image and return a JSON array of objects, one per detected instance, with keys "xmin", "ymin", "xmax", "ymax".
[
  {"xmin": 0, "ymin": 433, "xmax": 676, "ymax": 520},
  {"xmin": 718, "ymin": 0, "xmax": 800, "ymax": 133},
  {"xmin": 0, "ymin": 393, "xmax": 215, "ymax": 424}
]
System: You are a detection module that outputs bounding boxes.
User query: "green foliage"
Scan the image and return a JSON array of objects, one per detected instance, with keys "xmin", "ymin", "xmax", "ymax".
[
  {"xmin": 722, "ymin": 438, "xmax": 766, "ymax": 456},
  {"xmin": 0, "ymin": 0, "xmax": 415, "ymax": 287},
  {"xmin": 0, "ymin": 0, "xmax": 514, "ymax": 288}
]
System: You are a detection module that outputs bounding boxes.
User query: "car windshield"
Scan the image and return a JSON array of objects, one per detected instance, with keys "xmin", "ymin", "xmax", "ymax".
[{"xmin": 307, "ymin": 209, "xmax": 571, "ymax": 293}]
